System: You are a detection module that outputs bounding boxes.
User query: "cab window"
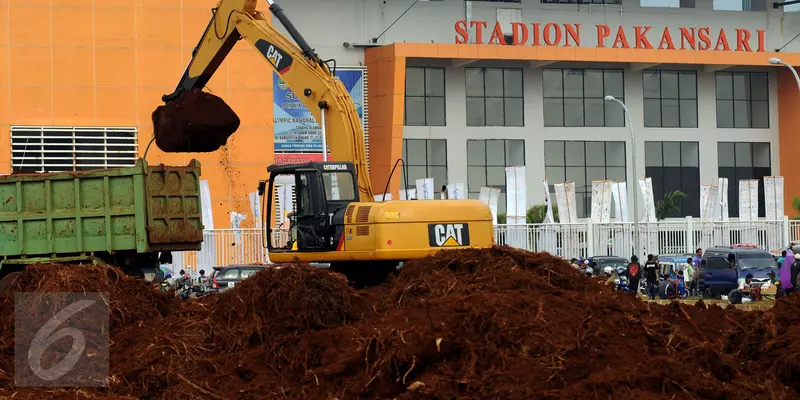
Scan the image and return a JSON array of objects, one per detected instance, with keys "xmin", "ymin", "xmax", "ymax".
[{"xmin": 323, "ymin": 171, "xmax": 355, "ymax": 201}]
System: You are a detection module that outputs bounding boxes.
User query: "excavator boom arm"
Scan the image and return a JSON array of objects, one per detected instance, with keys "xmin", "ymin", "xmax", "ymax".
[{"xmin": 165, "ymin": 0, "xmax": 374, "ymax": 201}]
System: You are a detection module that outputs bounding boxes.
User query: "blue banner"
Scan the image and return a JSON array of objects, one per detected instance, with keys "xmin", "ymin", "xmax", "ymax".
[{"xmin": 273, "ymin": 69, "xmax": 365, "ymax": 152}]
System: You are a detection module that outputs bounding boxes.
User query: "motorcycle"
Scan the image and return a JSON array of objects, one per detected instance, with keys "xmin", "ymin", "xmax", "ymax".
[
  {"xmin": 176, "ymin": 274, "xmax": 193, "ymax": 300},
  {"xmin": 613, "ymin": 268, "xmax": 633, "ymax": 292},
  {"xmin": 160, "ymin": 273, "xmax": 172, "ymax": 293}
]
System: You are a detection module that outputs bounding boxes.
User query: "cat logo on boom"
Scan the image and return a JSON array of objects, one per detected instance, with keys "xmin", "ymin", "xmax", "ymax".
[
  {"xmin": 427, "ymin": 223, "xmax": 470, "ymax": 247},
  {"xmin": 254, "ymin": 39, "xmax": 293, "ymax": 74}
]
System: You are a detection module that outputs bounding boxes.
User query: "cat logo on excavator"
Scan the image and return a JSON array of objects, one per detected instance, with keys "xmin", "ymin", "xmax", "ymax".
[{"xmin": 428, "ymin": 223, "xmax": 470, "ymax": 247}]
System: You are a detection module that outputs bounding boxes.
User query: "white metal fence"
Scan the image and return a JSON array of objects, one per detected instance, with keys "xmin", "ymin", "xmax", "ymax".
[{"xmin": 164, "ymin": 218, "xmax": 800, "ymax": 274}]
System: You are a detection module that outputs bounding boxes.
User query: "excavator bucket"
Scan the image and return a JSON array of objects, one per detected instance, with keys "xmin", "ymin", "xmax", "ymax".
[{"xmin": 152, "ymin": 89, "xmax": 240, "ymax": 153}]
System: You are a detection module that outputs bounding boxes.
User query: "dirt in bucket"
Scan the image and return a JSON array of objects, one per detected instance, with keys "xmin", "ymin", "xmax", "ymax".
[{"xmin": 152, "ymin": 89, "xmax": 240, "ymax": 153}]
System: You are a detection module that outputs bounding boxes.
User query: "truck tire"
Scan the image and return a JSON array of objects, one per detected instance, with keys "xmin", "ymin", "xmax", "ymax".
[{"xmin": 0, "ymin": 272, "xmax": 21, "ymax": 293}]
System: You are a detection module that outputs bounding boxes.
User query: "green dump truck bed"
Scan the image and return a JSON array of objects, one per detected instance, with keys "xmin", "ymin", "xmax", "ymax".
[{"xmin": 0, "ymin": 159, "xmax": 203, "ymax": 266}]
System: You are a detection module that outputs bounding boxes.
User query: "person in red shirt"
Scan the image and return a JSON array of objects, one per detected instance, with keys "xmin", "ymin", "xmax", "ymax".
[{"xmin": 628, "ymin": 255, "xmax": 642, "ymax": 295}]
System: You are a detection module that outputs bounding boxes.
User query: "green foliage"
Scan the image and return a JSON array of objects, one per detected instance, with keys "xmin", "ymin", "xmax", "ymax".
[
  {"xmin": 497, "ymin": 213, "xmax": 507, "ymax": 224},
  {"xmin": 526, "ymin": 204, "xmax": 559, "ymax": 224},
  {"xmin": 655, "ymin": 190, "xmax": 687, "ymax": 221},
  {"xmin": 793, "ymin": 197, "xmax": 800, "ymax": 220}
]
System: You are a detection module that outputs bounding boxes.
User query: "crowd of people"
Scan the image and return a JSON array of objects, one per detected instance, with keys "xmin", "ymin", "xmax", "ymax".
[{"xmin": 568, "ymin": 247, "xmax": 787, "ymax": 304}]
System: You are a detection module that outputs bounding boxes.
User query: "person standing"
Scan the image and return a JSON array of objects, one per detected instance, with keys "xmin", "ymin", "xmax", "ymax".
[
  {"xmin": 684, "ymin": 257, "xmax": 696, "ymax": 296},
  {"xmin": 628, "ymin": 255, "xmax": 642, "ymax": 296},
  {"xmin": 644, "ymin": 254, "xmax": 659, "ymax": 300},
  {"xmin": 779, "ymin": 250, "xmax": 787, "ymax": 267},
  {"xmin": 693, "ymin": 248, "xmax": 703, "ymax": 270},
  {"xmin": 791, "ymin": 253, "xmax": 800, "ymax": 295}
]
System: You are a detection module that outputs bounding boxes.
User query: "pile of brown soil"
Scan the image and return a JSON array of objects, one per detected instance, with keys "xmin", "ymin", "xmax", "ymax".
[
  {"xmin": 0, "ymin": 248, "xmax": 799, "ymax": 400},
  {"xmin": 152, "ymin": 89, "xmax": 240, "ymax": 153}
]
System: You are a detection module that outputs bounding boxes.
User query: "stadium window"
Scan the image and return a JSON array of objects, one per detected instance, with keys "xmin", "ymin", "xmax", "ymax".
[
  {"xmin": 401, "ymin": 139, "xmax": 448, "ymax": 191},
  {"xmin": 465, "ymin": 68, "xmax": 524, "ymax": 127},
  {"xmin": 543, "ymin": 140, "xmax": 626, "ymax": 218},
  {"xmin": 543, "ymin": 68, "xmax": 625, "ymax": 127},
  {"xmin": 717, "ymin": 142, "xmax": 771, "ymax": 218},
  {"xmin": 467, "ymin": 139, "xmax": 525, "ymax": 214},
  {"xmin": 644, "ymin": 141, "xmax": 700, "ymax": 217},
  {"xmin": 642, "ymin": 70, "xmax": 698, "ymax": 128},
  {"xmin": 715, "ymin": 72, "xmax": 769, "ymax": 129},
  {"xmin": 404, "ymin": 67, "xmax": 446, "ymax": 126}
]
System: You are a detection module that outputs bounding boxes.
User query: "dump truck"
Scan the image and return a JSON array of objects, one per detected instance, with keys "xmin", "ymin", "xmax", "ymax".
[{"xmin": 0, "ymin": 159, "xmax": 204, "ymax": 282}]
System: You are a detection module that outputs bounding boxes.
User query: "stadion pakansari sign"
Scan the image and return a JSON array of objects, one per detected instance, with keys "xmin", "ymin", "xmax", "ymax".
[
  {"xmin": 273, "ymin": 69, "xmax": 366, "ymax": 152},
  {"xmin": 455, "ymin": 21, "xmax": 767, "ymax": 52}
]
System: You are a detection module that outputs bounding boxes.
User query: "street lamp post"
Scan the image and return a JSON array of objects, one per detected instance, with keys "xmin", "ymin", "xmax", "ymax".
[
  {"xmin": 769, "ymin": 57, "xmax": 800, "ymax": 90},
  {"xmin": 604, "ymin": 95, "xmax": 640, "ymax": 258}
]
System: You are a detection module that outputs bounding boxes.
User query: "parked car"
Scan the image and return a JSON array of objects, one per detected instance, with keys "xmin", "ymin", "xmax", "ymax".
[
  {"xmin": 657, "ymin": 254, "xmax": 694, "ymax": 279},
  {"xmin": 700, "ymin": 245, "xmax": 776, "ymax": 298},
  {"xmin": 210, "ymin": 265, "xmax": 265, "ymax": 292},
  {"xmin": 588, "ymin": 256, "xmax": 629, "ymax": 276}
]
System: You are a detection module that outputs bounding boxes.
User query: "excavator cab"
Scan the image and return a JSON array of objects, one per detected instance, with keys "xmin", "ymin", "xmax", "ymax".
[{"xmin": 265, "ymin": 162, "xmax": 358, "ymax": 253}]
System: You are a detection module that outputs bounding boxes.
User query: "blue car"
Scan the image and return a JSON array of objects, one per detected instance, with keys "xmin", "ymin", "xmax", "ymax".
[{"xmin": 700, "ymin": 245, "xmax": 776, "ymax": 298}]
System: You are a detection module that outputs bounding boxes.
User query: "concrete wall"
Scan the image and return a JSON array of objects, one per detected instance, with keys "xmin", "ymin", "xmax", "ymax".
[{"xmin": 277, "ymin": 0, "xmax": 800, "ymax": 65}]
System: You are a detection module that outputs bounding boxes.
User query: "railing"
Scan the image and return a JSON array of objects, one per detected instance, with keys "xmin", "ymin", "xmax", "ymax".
[{"xmin": 164, "ymin": 217, "xmax": 795, "ymax": 274}]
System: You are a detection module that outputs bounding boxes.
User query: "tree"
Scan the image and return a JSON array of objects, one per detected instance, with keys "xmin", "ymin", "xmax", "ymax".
[
  {"xmin": 654, "ymin": 190, "xmax": 687, "ymax": 221},
  {"xmin": 526, "ymin": 204, "xmax": 560, "ymax": 224},
  {"xmin": 792, "ymin": 196, "xmax": 800, "ymax": 220}
]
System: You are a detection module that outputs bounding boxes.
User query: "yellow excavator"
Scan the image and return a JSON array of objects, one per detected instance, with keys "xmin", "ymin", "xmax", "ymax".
[{"xmin": 157, "ymin": 0, "xmax": 494, "ymax": 285}]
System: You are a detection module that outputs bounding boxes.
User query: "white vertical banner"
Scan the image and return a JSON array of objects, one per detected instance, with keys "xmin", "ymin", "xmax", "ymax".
[
  {"xmin": 399, "ymin": 188, "xmax": 416, "ymax": 200},
  {"xmin": 557, "ymin": 181, "xmax": 579, "ymax": 257},
  {"xmin": 415, "ymin": 178, "xmax": 434, "ymax": 200},
  {"xmin": 554, "ymin": 183, "xmax": 570, "ymax": 224},
  {"xmin": 248, "ymin": 192, "xmax": 262, "ymax": 229},
  {"xmin": 638, "ymin": 178, "xmax": 656, "ymax": 223},
  {"xmin": 611, "ymin": 182, "xmax": 622, "ymax": 223},
  {"xmin": 447, "ymin": 183, "xmax": 466, "ymax": 200},
  {"xmin": 718, "ymin": 178, "xmax": 729, "ymax": 222},
  {"xmin": 543, "ymin": 180, "xmax": 555, "ymax": 224},
  {"xmin": 748, "ymin": 179, "xmax": 759, "ymax": 221},
  {"xmin": 699, "ymin": 184, "xmax": 711, "ymax": 221},
  {"xmin": 617, "ymin": 182, "xmax": 629, "ymax": 223},
  {"xmin": 590, "ymin": 181, "xmax": 613, "ymax": 223},
  {"xmin": 539, "ymin": 179, "xmax": 557, "ymax": 255},
  {"xmin": 638, "ymin": 177, "xmax": 657, "ymax": 256},
  {"xmin": 198, "ymin": 180, "xmax": 215, "ymax": 272},
  {"xmin": 609, "ymin": 182, "xmax": 629, "ymax": 257},
  {"xmin": 565, "ymin": 181, "xmax": 578, "ymax": 225},
  {"xmin": 765, "ymin": 177, "xmax": 776, "ymax": 220},
  {"xmin": 708, "ymin": 185, "xmax": 719, "ymax": 221},
  {"xmin": 739, "ymin": 179, "xmax": 752, "ymax": 221},
  {"xmin": 200, "ymin": 180, "xmax": 214, "ymax": 230},
  {"xmin": 698, "ymin": 184, "xmax": 714, "ymax": 250},
  {"xmin": 479, "ymin": 187, "xmax": 502, "ymax": 224},
  {"xmin": 764, "ymin": 176, "xmax": 784, "ymax": 220},
  {"xmin": 505, "ymin": 166, "xmax": 527, "ymax": 225}
]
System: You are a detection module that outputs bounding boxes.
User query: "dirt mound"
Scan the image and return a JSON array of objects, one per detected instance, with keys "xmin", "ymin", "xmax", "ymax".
[
  {"xmin": 211, "ymin": 265, "xmax": 368, "ymax": 350},
  {"xmin": 1, "ymin": 249, "xmax": 800, "ymax": 399},
  {"xmin": 307, "ymin": 248, "xmax": 787, "ymax": 399},
  {"xmin": 152, "ymin": 89, "xmax": 240, "ymax": 153},
  {"xmin": 0, "ymin": 263, "xmax": 176, "ymax": 394}
]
